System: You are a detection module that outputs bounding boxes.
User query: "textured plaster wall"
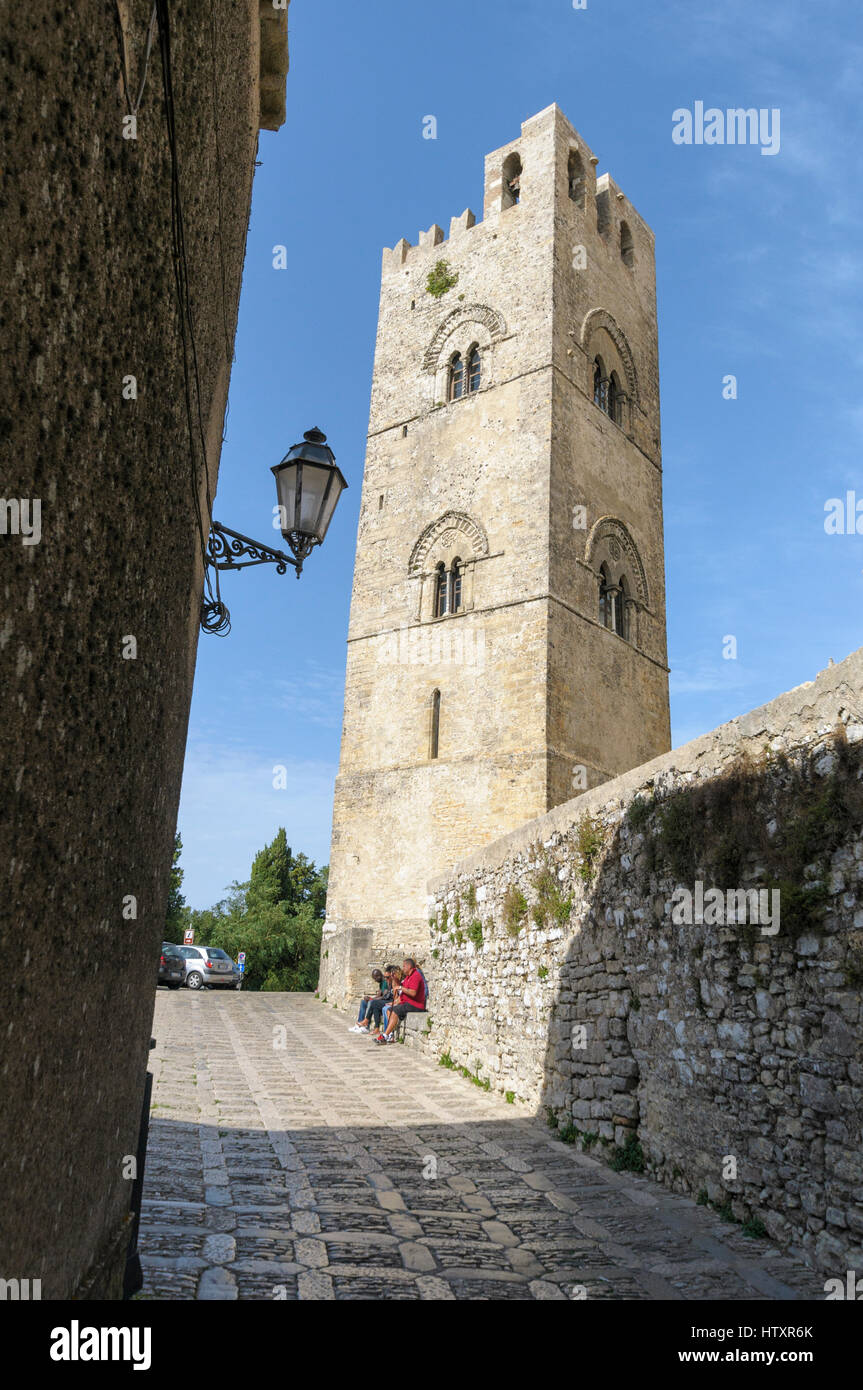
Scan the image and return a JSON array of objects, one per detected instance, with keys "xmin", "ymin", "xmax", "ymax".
[{"xmin": 0, "ymin": 1, "xmax": 285, "ymax": 1297}]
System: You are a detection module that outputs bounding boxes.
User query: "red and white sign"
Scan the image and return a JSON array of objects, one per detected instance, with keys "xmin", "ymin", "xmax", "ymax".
[{"xmin": 183, "ymin": 928, "xmax": 194, "ymax": 945}]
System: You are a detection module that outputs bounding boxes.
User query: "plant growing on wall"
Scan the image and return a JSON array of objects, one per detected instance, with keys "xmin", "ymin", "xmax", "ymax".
[
  {"xmin": 467, "ymin": 919, "xmax": 483, "ymax": 947},
  {"xmin": 531, "ymin": 862, "xmax": 573, "ymax": 926},
  {"xmin": 646, "ymin": 728, "xmax": 862, "ymax": 940},
  {"xmin": 426, "ymin": 260, "xmax": 459, "ymax": 297},
  {"xmin": 576, "ymin": 812, "xmax": 606, "ymax": 882},
  {"xmin": 627, "ymin": 793, "xmax": 654, "ymax": 833},
  {"xmin": 503, "ymin": 884, "xmax": 528, "ymax": 936}
]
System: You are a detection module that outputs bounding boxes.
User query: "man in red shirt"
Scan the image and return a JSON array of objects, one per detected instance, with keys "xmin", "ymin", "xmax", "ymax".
[{"xmin": 375, "ymin": 957, "xmax": 426, "ymax": 1044}]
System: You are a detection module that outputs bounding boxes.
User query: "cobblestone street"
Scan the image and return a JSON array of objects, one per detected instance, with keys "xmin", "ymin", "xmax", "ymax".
[{"xmin": 139, "ymin": 992, "xmax": 822, "ymax": 1301}]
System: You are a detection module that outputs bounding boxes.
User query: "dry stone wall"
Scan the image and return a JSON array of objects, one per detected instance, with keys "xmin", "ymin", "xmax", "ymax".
[{"xmin": 411, "ymin": 649, "xmax": 863, "ymax": 1273}]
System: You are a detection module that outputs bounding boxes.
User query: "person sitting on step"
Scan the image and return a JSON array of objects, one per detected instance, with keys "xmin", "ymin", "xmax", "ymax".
[
  {"xmin": 375, "ymin": 958, "xmax": 426, "ymax": 1045},
  {"xmin": 348, "ymin": 968, "xmax": 386, "ymax": 1033}
]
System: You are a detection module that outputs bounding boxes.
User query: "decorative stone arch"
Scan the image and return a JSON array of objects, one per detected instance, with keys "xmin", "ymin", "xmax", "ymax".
[
  {"xmin": 409, "ymin": 510, "xmax": 489, "ymax": 621},
  {"xmin": 423, "ymin": 304, "xmax": 507, "ymax": 375},
  {"xmin": 585, "ymin": 515, "xmax": 648, "ymax": 602},
  {"xmin": 579, "ymin": 307, "xmax": 639, "ymax": 411},
  {"xmin": 585, "ymin": 516, "xmax": 649, "ymax": 645}
]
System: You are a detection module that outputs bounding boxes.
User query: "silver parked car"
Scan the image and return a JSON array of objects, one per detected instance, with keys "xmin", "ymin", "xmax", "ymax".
[{"xmin": 178, "ymin": 945, "xmax": 237, "ymax": 990}]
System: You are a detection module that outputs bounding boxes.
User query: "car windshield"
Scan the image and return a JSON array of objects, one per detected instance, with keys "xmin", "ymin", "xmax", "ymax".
[
  {"xmin": 205, "ymin": 949, "xmax": 230, "ymax": 960},
  {"xmin": 162, "ymin": 945, "xmax": 182, "ymax": 957}
]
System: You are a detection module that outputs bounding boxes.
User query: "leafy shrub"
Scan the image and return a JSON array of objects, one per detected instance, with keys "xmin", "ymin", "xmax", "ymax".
[{"xmin": 426, "ymin": 260, "xmax": 459, "ymax": 298}]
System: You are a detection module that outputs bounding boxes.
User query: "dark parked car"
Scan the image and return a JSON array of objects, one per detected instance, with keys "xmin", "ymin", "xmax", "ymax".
[{"xmin": 158, "ymin": 942, "xmax": 185, "ymax": 989}]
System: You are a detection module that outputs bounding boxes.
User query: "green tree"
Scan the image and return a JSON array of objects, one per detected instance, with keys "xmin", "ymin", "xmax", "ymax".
[
  {"xmin": 179, "ymin": 829, "xmax": 326, "ymax": 992},
  {"xmin": 165, "ymin": 832, "xmax": 186, "ymax": 939}
]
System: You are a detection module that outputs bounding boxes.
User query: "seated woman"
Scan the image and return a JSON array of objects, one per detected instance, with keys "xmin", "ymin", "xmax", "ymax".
[{"xmin": 375, "ymin": 958, "xmax": 426, "ymax": 1045}]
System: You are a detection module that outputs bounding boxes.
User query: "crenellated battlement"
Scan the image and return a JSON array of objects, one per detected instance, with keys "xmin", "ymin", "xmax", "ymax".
[
  {"xmin": 382, "ymin": 104, "xmax": 652, "ymax": 276},
  {"xmin": 382, "ymin": 208, "xmax": 479, "ymax": 273}
]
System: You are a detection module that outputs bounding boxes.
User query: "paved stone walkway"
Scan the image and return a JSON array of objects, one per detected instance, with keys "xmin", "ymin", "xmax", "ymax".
[{"xmin": 139, "ymin": 992, "xmax": 822, "ymax": 1300}]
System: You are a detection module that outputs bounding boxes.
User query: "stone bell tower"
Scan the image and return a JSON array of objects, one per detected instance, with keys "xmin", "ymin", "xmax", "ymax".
[{"xmin": 320, "ymin": 104, "xmax": 670, "ymax": 1005}]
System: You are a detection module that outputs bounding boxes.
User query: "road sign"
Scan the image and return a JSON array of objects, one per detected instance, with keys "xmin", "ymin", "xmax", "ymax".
[
  {"xmin": 237, "ymin": 952, "xmax": 246, "ymax": 963},
  {"xmin": 183, "ymin": 928, "xmax": 194, "ymax": 945}
]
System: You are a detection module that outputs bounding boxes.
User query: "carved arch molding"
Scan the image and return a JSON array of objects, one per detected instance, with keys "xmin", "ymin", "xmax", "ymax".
[
  {"xmin": 423, "ymin": 304, "xmax": 507, "ymax": 374},
  {"xmin": 579, "ymin": 307, "xmax": 640, "ymax": 408},
  {"xmin": 584, "ymin": 515, "xmax": 649, "ymax": 606},
  {"xmin": 408, "ymin": 510, "xmax": 489, "ymax": 575}
]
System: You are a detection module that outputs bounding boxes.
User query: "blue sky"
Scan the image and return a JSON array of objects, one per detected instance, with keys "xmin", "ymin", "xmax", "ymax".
[{"xmin": 177, "ymin": 0, "xmax": 863, "ymax": 907}]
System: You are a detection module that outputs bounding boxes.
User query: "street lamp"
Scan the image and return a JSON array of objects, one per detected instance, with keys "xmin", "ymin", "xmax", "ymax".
[{"xmin": 201, "ymin": 427, "xmax": 347, "ymax": 635}]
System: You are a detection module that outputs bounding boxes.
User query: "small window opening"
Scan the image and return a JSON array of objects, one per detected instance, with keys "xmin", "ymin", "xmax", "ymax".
[
  {"xmin": 467, "ymin": 346, "xmax": 481, "ymax": 394},
  {"xmin": 616, "ymin": 577, "xmax": 630, "ymax": 640},
  {"xmin": 450, "ymin": 559, "xmax": 463, "ymax": 614},
  {"xmin": 608, "ymin": 371, "xmax": 623, "ymax": 426},
  {"xmin": 434, "ymin": 562, "xmax": 448, "ymax": 618},
  {"xmin": 430, "ymin": 689, "xmax": 441, "ymax": 760},
  {"xmin": 568, "ymin": 150, "xmax": 585, "ymax": 208},
  {"xmin": 620, "ymin": 221, "xmax": 635, "ymax": 267},
  {"xmin": 593, "ymin": 358, "xmax": 608, "ymax": 413},
  {"xmin": 598, "ymin": 564, "xmax": 612, "ymax": 629},
  {"xmin": 448, "ymin": 352, "xmax": 464, "ymax": 402},
  {"xmin": 502, "ymin": 152, "xmax": 522, "ymax": 209}
]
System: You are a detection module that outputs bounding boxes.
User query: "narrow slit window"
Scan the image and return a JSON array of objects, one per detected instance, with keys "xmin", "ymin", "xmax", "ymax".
[{"xmin": 430, "ymin": 689, "xmax": 441, "ymax": 760}]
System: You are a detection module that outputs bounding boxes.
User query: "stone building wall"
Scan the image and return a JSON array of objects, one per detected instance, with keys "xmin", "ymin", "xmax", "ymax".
[
  {"xmin": 0, "ymin": 1, "xmax": 287, "ymax": 1298},
  {"xmin": 410, "ymin": 648, "xmax": 863, "ymax": 1272},
  {"xmin": 322, "ymin": 104, "xmax": 670, "ymax": 1009}
]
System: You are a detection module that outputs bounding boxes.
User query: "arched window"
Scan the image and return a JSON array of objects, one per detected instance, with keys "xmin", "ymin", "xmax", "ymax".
[
  {"xmin": 598, "ymin": 564, "xmax": 612, "ymax": 629},
  {"xmin": 467, "ymin": 346, "xmax": 481, "ymax": 394},
  {"xmin": 502, "ymin": 152, "xmax": 522, "ymax": 209},
  {"xmin": 434, "ymin": 562, "xmax": 448, "ymax": 617},
  {"xmin": 608, "ymin": 371, "xmax": 622, "ymax": 426},
  {"xmin": 620, "ymin": 221, "xmax": 634, "ymax": 267},
  {"xmin": 593, "ymin": 358, "xmax": 608, "ymax": 413},
  {"xmin": 568, "ymin": 149, "xmax": 585, "ymax": 208},
  {"xmin": 430, "ymin": 690, "xmax": 441, "ymax": 760},
  {"xmin": 448, "ymin": 353, "xmax": 464, "ymax": 402},
  {"xmin": 616, "ymin": 577, "xmax": 629, "ymax": 640},
  {"xmin": 450, "ymin": 558, "xmax": 463, "ymax": 613},
  {"xmin": 596, "ymin": 187, "xmax": 611, "ymax": 237}
]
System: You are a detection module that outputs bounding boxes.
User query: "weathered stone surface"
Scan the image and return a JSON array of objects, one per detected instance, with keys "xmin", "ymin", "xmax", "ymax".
[
  {"xmin": 0, "ymin": 1, "xmax": 288, "ymax": 1299},
  {"xmin": 321, "ymin": 104, "xmax": 670, "ymax": 1007},
  {"xmin": 139, "ymin": 992, "xmax": 820, "ymax": 1300},
  {"xmin": 410, "ymin": 648, "xmax": 863, "ymax": 1273}
]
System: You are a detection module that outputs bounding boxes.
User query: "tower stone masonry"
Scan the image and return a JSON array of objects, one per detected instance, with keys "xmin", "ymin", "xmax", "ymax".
[{"xmin": 320, "ymin": 104, "xmax": 671, "ymax": 1005}]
